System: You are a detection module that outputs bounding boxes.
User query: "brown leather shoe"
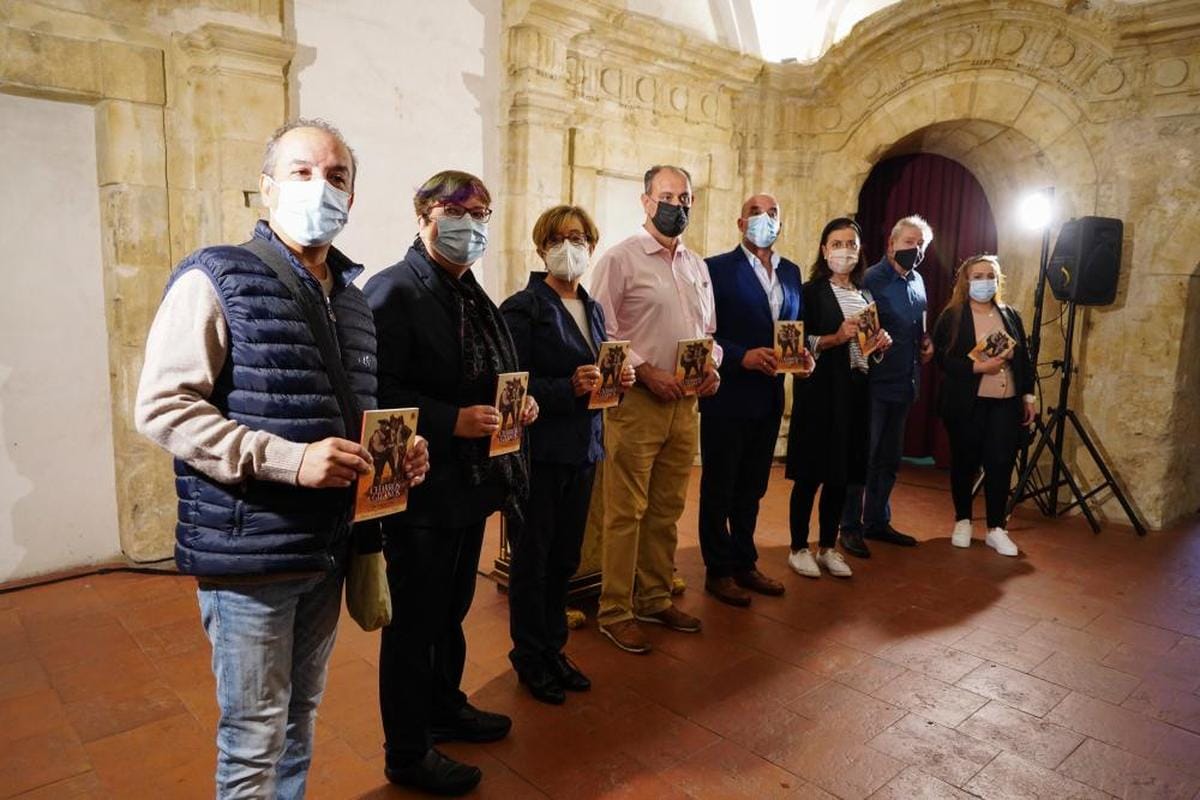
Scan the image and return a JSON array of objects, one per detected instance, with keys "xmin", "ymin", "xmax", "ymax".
[
  {"xmin": 598, "ymin": 619, "xmax": 651, "ymax": 654},
  {"xmin": 704, "ymin": 576, "xmax": 751, "ymax": 607},
  {"xmin": 635, "ymin": 604, "xmax": 702, "ymax": 633},
  {"xmin": 734, "ymin": 569, "xmax": 786, "ymax": 596}
]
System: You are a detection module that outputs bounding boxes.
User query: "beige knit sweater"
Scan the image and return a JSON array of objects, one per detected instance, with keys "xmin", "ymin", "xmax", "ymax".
[{"xmin": 134, "ymin": 269, "xmax": 334, "ymax": 485}]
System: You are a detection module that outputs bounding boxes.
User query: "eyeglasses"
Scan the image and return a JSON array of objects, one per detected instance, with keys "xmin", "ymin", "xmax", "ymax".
[
  {"xmin": 435, "ymin": 203, "xmax": 493, "ymax": 222},
  {"xmin": 827, "ymin": 241, "xmax": 860, "ymax": 251},
  {"xmin": 547, "ymin": 232, "xmax": 590, "ymax": 247}
]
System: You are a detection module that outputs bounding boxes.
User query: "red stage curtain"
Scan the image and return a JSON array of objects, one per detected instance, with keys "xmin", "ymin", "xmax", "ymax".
[{"xmin": 855, "ymin": 154, "xmax": 998, "ymax": 468}]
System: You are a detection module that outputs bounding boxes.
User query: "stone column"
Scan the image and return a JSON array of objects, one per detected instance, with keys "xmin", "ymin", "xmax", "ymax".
[{"xmin": 497, "ymin": 19, "xmax": 578, "ymax": 298}]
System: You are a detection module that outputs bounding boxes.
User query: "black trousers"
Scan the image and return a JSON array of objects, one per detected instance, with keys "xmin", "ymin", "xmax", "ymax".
[
  {"xmin": 379, "ymin": 518, "xmax": 486, "ymax": 765},
  {"xmin": 506, "ymin": 462, "xmax": 595, "ymax": 674},
  {"xmin": 946, "ymin": 396, "xmax": 1022, "ymax": 530},
  {"xmin": 789, "ymin": 480, "xmax": 847, "ymax": 550},
  {"xmin": 698, "ymin": 413, "xmax": 782, "ymax": 578}
]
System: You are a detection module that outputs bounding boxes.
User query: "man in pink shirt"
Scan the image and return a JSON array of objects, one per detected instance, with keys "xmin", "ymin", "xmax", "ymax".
[{"xmin": 588, "ymin": 165, "xmax": 721, "ymax": 654}]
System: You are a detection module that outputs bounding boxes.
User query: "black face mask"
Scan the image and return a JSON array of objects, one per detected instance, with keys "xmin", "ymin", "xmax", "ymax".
[
  {"xmin": 894, "ymin": 247, "xmax": 923, "ymax": 272},
  {"xmin": 650, "ymin": 201, "xmax": 689, "ymax": 238}
]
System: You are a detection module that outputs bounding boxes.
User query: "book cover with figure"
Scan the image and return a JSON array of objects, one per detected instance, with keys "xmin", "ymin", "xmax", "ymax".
[
  {"xmin": 969, "ymin": 329, "xmax": 1016, "ymax": 362},
  {"xmin": 774, "ymin": 320, "xmax": 809, "ymax": 374},
  {"xmin": 354, "ymin": 408, "xmax": 419, "ymax": 522},
  {"xmin": 856, "ymin": 302, "xmax": 882, "ymax": 357},
  {"xmin": 490, "ymin": 371, "xmax": 530, "ymax": 457},
  {"xmin": 675, "ymin": 337, "xmax": 714, "ymax": 396},
  {"xmin": 590, "ymin": 340, "xmax": 630, "ymax": 410}
]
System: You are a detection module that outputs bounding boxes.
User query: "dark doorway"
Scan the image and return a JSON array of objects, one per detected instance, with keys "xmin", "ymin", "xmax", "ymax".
[{"xmin": 856, "ymin": 153, "xmax": 998, "ymax": 467}]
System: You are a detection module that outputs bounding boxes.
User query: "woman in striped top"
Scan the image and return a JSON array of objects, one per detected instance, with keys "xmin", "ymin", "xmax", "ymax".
[{"xmin": 785, "ymin": 218, "xmax": 892, "ymax": 577}]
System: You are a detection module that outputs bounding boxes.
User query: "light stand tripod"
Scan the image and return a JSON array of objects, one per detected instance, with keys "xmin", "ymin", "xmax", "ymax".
[{"xmin": 1006, "ymin": 239, "xmax": 1146, "ymax": 535}]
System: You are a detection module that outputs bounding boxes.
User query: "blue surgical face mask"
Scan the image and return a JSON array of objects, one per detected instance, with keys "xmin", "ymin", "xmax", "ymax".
[
  {"xmin": 969, "ymin": 278, "xmax": 997, "ymax": 302},
  {"xmin": 744, "ymin": 213, "xmax": 779, "ymax": 248},
  {"xmin": 266, "ymin": 176, "xmax": 350, "ymax": 246},
  {"xmin": 433, "ymin": 215, "xmax": 488, "ymax": 265}
]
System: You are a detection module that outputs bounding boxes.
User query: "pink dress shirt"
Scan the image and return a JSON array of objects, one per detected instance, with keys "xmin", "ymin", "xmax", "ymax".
[{"xmin": 588, "ymin": 227, "xmax": 723, "ymax": 373}]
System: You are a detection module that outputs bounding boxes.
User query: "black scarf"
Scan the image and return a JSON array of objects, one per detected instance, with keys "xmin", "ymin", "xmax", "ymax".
[{"xmin": 417, "ymin": 238, "xmax": 529, "ymax": 522}]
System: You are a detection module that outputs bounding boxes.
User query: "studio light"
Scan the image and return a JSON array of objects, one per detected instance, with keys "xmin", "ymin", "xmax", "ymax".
[{"xmin": 1017, "ymin": 189, "xmax": 1054, "ymax": 231}]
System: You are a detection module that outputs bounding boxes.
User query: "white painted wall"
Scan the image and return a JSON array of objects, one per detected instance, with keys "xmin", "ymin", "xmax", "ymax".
[
  {"xmin": 289, "ymin": 0, "xmax": 504, "ymax": 295},
  {"xmin": 0, "ymin": 93, "xmax": 121, "ymax": 582}
]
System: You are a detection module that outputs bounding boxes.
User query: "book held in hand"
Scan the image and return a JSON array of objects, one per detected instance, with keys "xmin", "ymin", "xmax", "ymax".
[
  {"xmin": 969, "ymin": 329, "xmax": 1016, "ymax": 362},
  {"xmin": 590, "ymin": 340, "xmax": 630, "ymax": 410},
  {"xmin": 490, "ymin": 371, "xmax": 530, "ymax": 457},
  {"xmin": 675, "ymin": 337, "xmax": 714, "ymax": 396},
  {"xmin": 774, "ymin": 320, "xmax": 809, "ymax": 374},
  {"xmin": 354, "ymin": 408, "xmax": 419, "ymax": 522},
  {"xmin": 856, "ymin": 302, "xmax": 882, "ymax": 357}
]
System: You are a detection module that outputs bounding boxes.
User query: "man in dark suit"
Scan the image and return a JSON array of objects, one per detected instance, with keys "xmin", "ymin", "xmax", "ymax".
[{"xmin": 699, "ymin": 194, "xmax": 812, "ymax": 606}]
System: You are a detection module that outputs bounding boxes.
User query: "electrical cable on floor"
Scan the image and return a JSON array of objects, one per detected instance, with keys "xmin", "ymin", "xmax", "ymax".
[{"xmin": 0, "ymin": 559, "xmax": 181, "ymax": 595}]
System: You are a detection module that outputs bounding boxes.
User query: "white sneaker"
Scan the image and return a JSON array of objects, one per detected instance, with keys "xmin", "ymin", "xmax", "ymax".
[
  {"xmin": 817, "ymin": 548, "xmax": 853, "ymax": 577},
  {"xmin": 788, "ymin": 548, "xmax": 821, "ymax": 578},
  {"xmin": 952, "ymin": 519, "xmax": 973, "ymax": 548},
  {"xmin": 985, "ymin": 528, "xmax": 1019, "ymax": 557}
]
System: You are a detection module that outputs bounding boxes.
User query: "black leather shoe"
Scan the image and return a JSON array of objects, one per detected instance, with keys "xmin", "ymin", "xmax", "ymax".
[
  {"xmin": 518, "ymin": 668, "xmax": 565, "ymax": 705},
  {"xmin": 864, "ymin": 525, "xmax": 918, "ymax": 547},
  {"xmin": 839, "ymin": 529, "xmax": 871, "ymax": 559},
  {"xmin": 430, "ymin": 703, "xmax": 513, "ymax": 744},
  {"xmin": 547, "ymin": 652, "xmax": 591, "ymax": 692},
  {"xmin": 385, "ymin": 748, "xmax": 482, "ymax": 796}
]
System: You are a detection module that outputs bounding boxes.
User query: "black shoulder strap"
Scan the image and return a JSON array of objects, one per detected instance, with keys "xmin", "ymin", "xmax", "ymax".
[{"xmin": 241, "ymin": 237, "xmax": 362, "ymax": 441}]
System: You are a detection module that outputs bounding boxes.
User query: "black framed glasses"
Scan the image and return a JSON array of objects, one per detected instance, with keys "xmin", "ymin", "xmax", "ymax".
[{"xmin": 436, "ymin": 203, "xmax": 493, "ymax": 222}]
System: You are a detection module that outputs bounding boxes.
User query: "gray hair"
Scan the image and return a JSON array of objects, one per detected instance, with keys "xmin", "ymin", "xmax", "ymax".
[
  {"xmin": 261, "ymin": 118, "xmax": 357, "ymax": 190},
  {"xmin": 890, "ymin": 214, "xmax": 933, "ymax": 245},
  {"xmin": 643, "ymin": 165, "xmax": 693, "ymax": 195}
]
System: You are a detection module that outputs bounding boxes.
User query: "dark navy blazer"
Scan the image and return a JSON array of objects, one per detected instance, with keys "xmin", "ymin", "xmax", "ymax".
[
  {"xmin": 500, "ymin": 273, "xmax": 606, "ymax": 466},
  {"xmin": 700, "ymin": 246, "xmax": 803, "ymax": 419}
]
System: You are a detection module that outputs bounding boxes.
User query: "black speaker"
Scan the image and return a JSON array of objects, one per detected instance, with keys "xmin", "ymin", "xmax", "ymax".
[{"xmin": 1047, "ymin": 216, "xmax": 1123, "ymax": 306}]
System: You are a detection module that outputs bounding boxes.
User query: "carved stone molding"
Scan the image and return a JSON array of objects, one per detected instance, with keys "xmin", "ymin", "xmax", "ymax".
[{"xmin": 177, "ymin": 22, "xmax": 293, "ymax": 79}]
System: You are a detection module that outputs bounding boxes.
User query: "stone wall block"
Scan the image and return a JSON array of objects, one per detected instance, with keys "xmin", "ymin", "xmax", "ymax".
[
  {"xmin": 108, "ymin": 349, "xmax": 174, "ymax": 562},
  {"xmin": 934, "ymin": 76, "xmax": 975, "ymax": 121},
  {"xmin": 99, "ymin": 184, "xmax": 172, "ymax": 272},
  {"xmin": 216, "ymin": 75, "xmax": 284, "ymax": 140},
  {"xmin": 0, "ymin": 27, "xmax": 101, "ymax": 98},
  {"xmin": 99, "ymin": 40, "xmax": 166, "ymax": 105},
  {"xmin": 969, "ymin": 75, "xmax": 1034, "ymax": 125},
  {"xmin": 220, "ymin": 187, "xmax": 260, "ymax": 247},
  {"xmin": 1013, "ymin": 88, "xmax": 1081, "ymax": 150},
  {"xmin": 219, "ymin": 137, "xmax": 265, "ymax": 188},
  {"xmin": 168, "ymin": 187, "xmax": 219, "ymax": 261},
  {"xmin": 95, "ymin": 100, "xmax": 167, "ymax": 187}
]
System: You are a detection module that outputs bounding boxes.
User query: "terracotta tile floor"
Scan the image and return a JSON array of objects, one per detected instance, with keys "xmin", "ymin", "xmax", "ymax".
[{"xmin": 2, "ymin": 465, "xmax": 1199, "ymax": 799}]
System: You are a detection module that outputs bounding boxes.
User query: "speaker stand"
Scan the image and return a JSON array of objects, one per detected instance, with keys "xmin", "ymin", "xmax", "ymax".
[{"xmin": 1008, "ymin": 301, "xmax": 1145, "ymax": 535}]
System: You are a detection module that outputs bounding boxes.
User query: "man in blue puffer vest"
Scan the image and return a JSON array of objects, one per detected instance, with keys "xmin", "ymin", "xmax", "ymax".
[{"xmin": 135, "ymin": 119, "xmax": 429, "ymax": 799}]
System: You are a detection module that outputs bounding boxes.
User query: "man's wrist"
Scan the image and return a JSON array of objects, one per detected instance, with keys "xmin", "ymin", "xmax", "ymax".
[{"xmin": 1022, "ymin": 393, "xmax": 1036, "ymax": 405}]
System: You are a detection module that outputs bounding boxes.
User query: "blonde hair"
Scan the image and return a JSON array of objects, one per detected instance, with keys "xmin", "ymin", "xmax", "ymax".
[
  {"xmin": 948, "ymin": 254, "xmax": 1006, "ymax": 310},
  {"xmin": 531, "ymin": 205, "xmax": 600, "ymax": 257}
]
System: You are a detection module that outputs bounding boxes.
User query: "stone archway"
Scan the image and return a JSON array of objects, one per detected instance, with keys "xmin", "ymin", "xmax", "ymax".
[{"xmin": 811, "ymin": 68, "xmax": 1099, "ymax": 309}]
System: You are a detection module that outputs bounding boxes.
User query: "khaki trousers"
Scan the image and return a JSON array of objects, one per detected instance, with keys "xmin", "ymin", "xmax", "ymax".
[{"xmin": 596, "ymin": 385, "xmax": 699, "ymax": 626}]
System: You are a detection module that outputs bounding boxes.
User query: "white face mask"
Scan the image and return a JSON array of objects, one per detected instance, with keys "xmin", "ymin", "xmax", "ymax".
[
  {"xmin": 266, "ymin": 176, "xmax": 350, "ymax": 246},
  {"xmin": 544, "ymin": 240, "xmax": 590, "ymax": 282},
  {"xmin": 826, "ymin": 250, "xmax": 858, "ymax": 274}
]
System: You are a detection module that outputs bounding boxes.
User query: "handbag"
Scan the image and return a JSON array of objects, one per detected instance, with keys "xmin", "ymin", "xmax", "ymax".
[{"xmin": 240, "ymin": 237, "xmax": 392, "ymax": 631}]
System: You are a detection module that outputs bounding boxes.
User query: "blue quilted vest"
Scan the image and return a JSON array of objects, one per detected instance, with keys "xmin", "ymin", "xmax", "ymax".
[{"xmin": 168, "ymin": 222, "xmax": 377, "ymax": 577}]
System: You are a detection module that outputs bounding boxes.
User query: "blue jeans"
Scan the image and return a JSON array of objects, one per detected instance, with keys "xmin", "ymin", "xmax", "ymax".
[
  {"xmin": 198, "ymin": 570, "xmax": 343, "ymax": 799},
  {"xmin": 842, "ymin": 396, "xmax": 912, "ymax": 535}
]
